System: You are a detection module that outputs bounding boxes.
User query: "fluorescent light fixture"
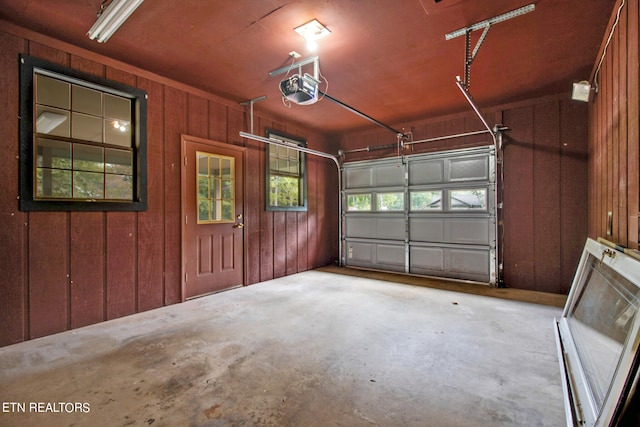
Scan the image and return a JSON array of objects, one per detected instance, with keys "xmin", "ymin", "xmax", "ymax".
[
  {"xmin": 36, "ymin": 111, "xmax": 67, "ymax": 134},
  {"xmin": 572, "ymin": 80, "xmax": 591, "ymax": 102},
  {"xmin": 294, "ymin": 19, "xmax": 330, "ymax": 51},
  {"xmin": 87, "ymin": 0, "xmax": 144, "ymax": 43}
]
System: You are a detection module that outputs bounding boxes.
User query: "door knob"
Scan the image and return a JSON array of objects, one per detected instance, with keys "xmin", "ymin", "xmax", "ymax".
[{"xmin": 233, "ymin": 223, "xmax": 244, "ymax": 229}]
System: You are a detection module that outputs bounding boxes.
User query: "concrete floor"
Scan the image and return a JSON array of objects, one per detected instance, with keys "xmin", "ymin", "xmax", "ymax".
[{"xmin": 0, "ymin": 269, "xmax": 565, "ymax": 427}]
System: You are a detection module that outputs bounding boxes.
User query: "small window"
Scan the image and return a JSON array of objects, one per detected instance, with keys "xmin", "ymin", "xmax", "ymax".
[
  {"xmin": 19, "ymin": 55, "xmax": 147, "ymax": 211},
  {"xmin": 347, "ymin": 194, "xmax": 372, "ymax": 211},
  {"xmin": 410, "ymin": 191, "xmax": 442, "ymax": 211},
  {"xmin": 197, "ymin": 152, "xmax": 234, "ymax": 223},
  {"xmin": 265, "ymin": 130, "xmax": 307, "ymax": 211},
  {"xmin": 377, "ymin": 192, "xmax": 404, "ymax": 211},
  {"xmin": 450, "ymin": 189, "xmax": 487, "ymax": 210}
]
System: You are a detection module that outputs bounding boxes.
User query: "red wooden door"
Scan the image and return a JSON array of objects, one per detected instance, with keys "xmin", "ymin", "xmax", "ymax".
[{"xmin": 182, "ymin": 135, "xmax": 245, "ymax": 299}]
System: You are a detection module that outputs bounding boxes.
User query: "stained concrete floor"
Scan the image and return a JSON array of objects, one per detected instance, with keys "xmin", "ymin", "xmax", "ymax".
[{"xmin": 0, "ymin": 269, "xmax": 565, "ymax": 427}]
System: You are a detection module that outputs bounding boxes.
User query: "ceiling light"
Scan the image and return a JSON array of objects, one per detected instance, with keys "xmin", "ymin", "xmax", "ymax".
[
  {"xmin": 572, "ymin": 80, "xmax": 592, "ymax": 102},
  {"xmin": 294, "ymin": 19, "xmax": 330, "ymax": 51},
  {"xmin": 87, "ymin": 0, "xmax": 144, "ymax": 43}
]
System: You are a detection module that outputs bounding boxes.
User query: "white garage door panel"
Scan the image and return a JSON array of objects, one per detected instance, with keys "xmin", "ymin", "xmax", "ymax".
[
  {"xmin": 410, "ymin": 217, "xmax": 492, "ymax": 245},
  {"xmin": 376, "ymin": 164, "xmax": 405, "ymax": 187},
  {"xmin": 348, "ymin": 241, "xmax": 374, "ymax": 263},
  {"xmin": 409, "ymin": 217, "xmax": 446, "ymax": 242},
  {"xmin": 410, "ymin": 246, "xmax": 444, "ymax": 271},
  {"xmin": 342, "ymin": 145, "xmax": 496, "ymax": 284},
  {"xmin": 449, "ymin": 218, "xmax": 492, "ymax": 245},
  {"xmin": 410, "ymin": 245, "xmax": 490, "ymax": 282},
  {"xmin": 449, "ymin": 156, "xmax": 489, "ymax": 181},
  {"xmin": 377, "ymin": 217, "xmax": 406, "ymax": 240},
  {"xmin": 408, "ymin": 159, "xmax": 445, "ymax": 185},
  {"xmin": 346, "ymin": 240, "xmax": 405, "ymax": 272},
  {"xmin": 346, "ymin": 216, "xmax": 377, "ymax": 238},
  {"xmin": 377, "ymin": 244, "xmax": 405, "ymax": 266},
  {"xmin": 345, "ymin": 168, "xmax": 373, "ymax": 188},
  {"xmin": 346, "ymin": 216, "xmax": 405, "ymax": 240},
  {"xmin": 450, "ymin": 248, "xmax": 490, "ymax": 275}
]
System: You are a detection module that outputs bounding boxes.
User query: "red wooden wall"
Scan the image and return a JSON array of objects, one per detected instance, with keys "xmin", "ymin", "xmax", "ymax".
[
  {"xmin": 589, "ymin": 0, "xmax": 640, "ymax": 250},
  {"xmin": 0, "ymin": 25, "xmax": 337, "ymax": 347},
  {"xmin": 336, "ymin": 96, "xmax": 589, "ymax": 294}
]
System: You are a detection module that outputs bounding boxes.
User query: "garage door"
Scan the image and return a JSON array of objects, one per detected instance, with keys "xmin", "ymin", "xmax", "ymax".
[{"xmin": 342, "ymin": 145, "xmax": 497, "ymax": 284}]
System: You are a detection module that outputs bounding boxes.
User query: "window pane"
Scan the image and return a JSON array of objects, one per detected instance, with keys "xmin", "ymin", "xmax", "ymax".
[
  {"xmin": 36, "ymin": 74, "xmax": 70, "ymax": 109},
  {"xmin": 36, "ymin": 168, "xmax": 71, "ymax": 198},
  {"xmin": 222, "ymin": 200, "xmax": 233, "ymax": 221},
  {"xmin": 450, "ymin": 189, "xmax": 487, "ymax": 210},
  {"xmin": 198, "ymin": 200, "xmax": 210, "ymax": 221},
  {"xmin": 105, "ymin": 149, "xmax": 132, "ymax": 174},
  {"xmin": 269, "ymin": 175, "xmax": 300, "ymax": 207},
  {"xmin": 104, "ymin": 94, "xmax": 131, "ymax": 121},
  {"xmin": 197, "ymin": 155, "xmax": 208, "ymax": 176},
  {"xmin": 347, "ymin": 194, "xmax": 371, "ymax": 211},
  {"xmin": 105, "ymin": 174, "xmax": 133, "ymax": 200},
  {"xmin": 35, "ymin": 107, "xmax": 70, "ymax": 136},
  {"xmin": 73, "ymin": 144, "xmax": 104, "ymax": 172},
  {"xmin": 104, "ymin": 119, "xmax": 131, "ymax": 147},
  {"xmin": 211, "ymin": 200, "xmax": 220, "ymax": 221},
  {"xmin": 72, "ymin": 85, "xmax": 102, "ymax": 116},
  {"xmin": 410, "ymin": 191, "xmax": 442, "ymax": 211},
  {"xmin": 198, "ymin": 177, "xmax": 209, "ymax": 198},
  {"xmin": 72, "ymin": 112, "xmax": 103, "ymax": 143},
  {"xmin": 210, "ymin": 178, "xmax": 219, "ymax": 199},
  {"xmin": 288, "ymin": 160, "xmax": 299, "ymax": 175},
  {"xmin": 377, "ymin": 192, "xmax": 404, "ymax": 211},
  {"xmin": 73, "ymin": 171, "xmax": 104, "ymax": 199},
  {"xmin": 278, "ymin": 159, "xmax": 288, "ymax": 174},
  {"xmin": 210, "ymin": 157, "xmax": 220, "ymax": 178},
  {"xmin": 221, "ymin": 158, "xmax": 232, "ymax": 178},
  {"xmin": 37, "ymin": 138, "xmax": 71, "ymax": 169},
  {"xmin": 222, "ymin": 179, "xmax": 232, "ymax": 199}
]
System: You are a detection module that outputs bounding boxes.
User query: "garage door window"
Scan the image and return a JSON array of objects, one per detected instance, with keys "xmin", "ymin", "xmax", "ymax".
[
  {"xmin": 410, "ymin": 190, "xmax": 442, "ymax": 211},
  {"xmin": 450, "ymin": 189, "xmax": 487, "ymax": 210},
  {"xmin": 377, "ymin": 192, "xmax": 404, "ymax": 211},
  {"xmin": 347, "ymin": 193, "xmax": 372, "ymax": 211}
]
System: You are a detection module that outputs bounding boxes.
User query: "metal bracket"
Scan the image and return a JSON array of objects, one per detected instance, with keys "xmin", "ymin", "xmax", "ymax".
[
  {"xmin": 239, "ymin": 95, "xmax": 267, "ymax": 134},
  {"xmin": 447, "ymin": 4, "xmax": 535, "ymax": 89}
]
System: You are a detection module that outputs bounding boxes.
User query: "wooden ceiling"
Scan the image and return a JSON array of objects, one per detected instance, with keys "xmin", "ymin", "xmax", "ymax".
[{"xmin": 0, "ymin": 0, "xmax": 616, "ymax": 134}]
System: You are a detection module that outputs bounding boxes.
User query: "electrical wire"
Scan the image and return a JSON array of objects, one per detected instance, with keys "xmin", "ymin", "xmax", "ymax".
[
  {"xmin": 593, "ymin": 0, "xmax": 626, "ymax": 92},
  {"xmin": 317, "ymin": 68, "xmax": 329, "ymax": 101},
  {"xmin": 280, "ymin": 55, "xmax": 297, "ymax": 107}
]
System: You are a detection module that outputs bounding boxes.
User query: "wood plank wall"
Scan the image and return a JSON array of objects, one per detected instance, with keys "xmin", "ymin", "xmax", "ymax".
[
  {"xmin": 0, "ymin": 27, "xmax": 338, "ymax": 347},
  {"xmin": 336, "ymin": 97, "xmax": 589, "ymax": 294},
  {"xmin": 589, "ymin": 0, "xmax": 640, "ymax": 249}
]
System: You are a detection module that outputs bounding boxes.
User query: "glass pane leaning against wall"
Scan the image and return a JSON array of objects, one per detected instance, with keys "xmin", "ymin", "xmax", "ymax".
[{"xmin": 555, "ymin": 238, "xmax": 640, "ymax": 427}]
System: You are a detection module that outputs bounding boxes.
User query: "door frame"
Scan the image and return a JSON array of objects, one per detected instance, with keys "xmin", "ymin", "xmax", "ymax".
[{"xmin": 180, "ymin": 134, "xmax": 247, "ymax": 301}]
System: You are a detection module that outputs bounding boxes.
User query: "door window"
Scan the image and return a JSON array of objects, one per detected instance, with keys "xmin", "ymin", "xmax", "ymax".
[{"xmin": 197, "ymin": 152, "xmax": 234, "ymax": 223}]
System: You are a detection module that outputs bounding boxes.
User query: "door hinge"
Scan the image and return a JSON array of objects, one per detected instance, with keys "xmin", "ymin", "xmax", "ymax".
[
  {"xmin": 184, "ymin": 156, "xmax": 187, "ymax": 166},
  {"xmin": 185, "ymin": 273, "xmax": 188, "ymax": 283},
  {"xmin": 185, "ymin": 215, "xmax": 188, "ymax": 224}
]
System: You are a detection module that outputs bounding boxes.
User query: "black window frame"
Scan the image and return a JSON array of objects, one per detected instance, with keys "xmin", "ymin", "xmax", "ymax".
[
  {"xmin": 19, "ymin": 54, "xmax": 148, "ymax": 212},
  {"xmin": 265, "ymin": 129, "xmax": 308, "ymax": 212}
]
